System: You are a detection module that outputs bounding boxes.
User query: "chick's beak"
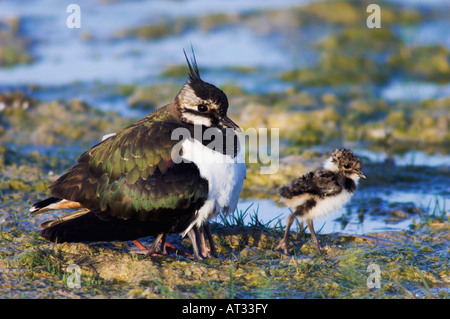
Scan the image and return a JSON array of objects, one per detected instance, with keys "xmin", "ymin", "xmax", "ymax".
[
  {"xmin": 358, "ymin": 171, "xmax": 367, "ymax": 179},
  {"xmin": 220, "ymin": 115, "xmax": 242, "ymax": 132}
]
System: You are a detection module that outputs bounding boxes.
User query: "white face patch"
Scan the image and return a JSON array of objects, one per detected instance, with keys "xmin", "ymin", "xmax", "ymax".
[
  {"xmin": 181, "ymin": 112, "xmax": 212, "ymax": 126},
  {"xmin": 349, "ymin": 173, "xmax": 360, "ymax": 185},
  {"xmin": 323, "ymin": 156, "xmax": 339, "ymax": 172},
  {"xmin": 178, "ymin": 84, "xmax": 221, "ymax": 126},
  {"xmin": 179, "ymin": 84, "xmax": 202, "ymax": 109}
]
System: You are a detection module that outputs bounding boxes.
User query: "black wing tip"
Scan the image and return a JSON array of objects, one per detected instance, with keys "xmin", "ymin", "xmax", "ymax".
[
  {"xmin": 279, "ymin": 185, "xmax": 291, "ymax": 199},
  {"xmin": 183, "ymin": 45, "xmax": 201, "ymax": 83},
  {"xmin": 30, "ymin": 197, "xmax": 61, "ymax": 213}
]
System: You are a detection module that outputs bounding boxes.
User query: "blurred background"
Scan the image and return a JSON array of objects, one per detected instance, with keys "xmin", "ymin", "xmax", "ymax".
[{"xmin": 0, "ymin": 0, "xmax": 449, "ymax": 234}]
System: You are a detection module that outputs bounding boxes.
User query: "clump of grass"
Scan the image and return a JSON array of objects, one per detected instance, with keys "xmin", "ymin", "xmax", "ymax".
[
  {"xmin": 14, "ymin": 247, "xmax": 65, "ymax": 280},
  {"xmin": 217, "ymin": 203, "xmax": 282, "ymax": 233},
  {"xmin": 291, "ymin": 251, "xmax": 323, "ymax": 277},
  {"xmin": 412, "ymin": 197, "xmax": 448, "ymax": 228},
  {"xmin": 229, "ymin": 258, "xmax": 236, "ymax": 299},
  {"xmin": 219, "ymin": 204, "xmax": 252, "ymax": 228}
]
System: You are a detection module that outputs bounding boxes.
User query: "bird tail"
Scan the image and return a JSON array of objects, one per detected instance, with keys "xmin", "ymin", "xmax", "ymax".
[
  {"xmin": 39, "ymin": 209, "xmax": 98, "ymax": 243},
  {"xmin": 279, "ymin": 185, "xmax": 292, "ymax": 199},
  {"xmin": 30, "ymin": 197, "xmax": 82, "ymax": 214},
  {"xmin": 39, "ymin": 209, "xmax": 162, "ymax": 244}
]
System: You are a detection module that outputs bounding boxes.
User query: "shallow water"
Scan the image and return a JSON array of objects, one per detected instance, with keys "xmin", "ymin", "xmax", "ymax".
[
  {"xmin": 237, "ymin": 190, "xmax": 448, "ymax": 235},
  {"xmin": 355, "ymin": 149, "xmax": 450, "ymax": 167},
  {"xmin": 381, "ymin": 81, "xmax": 450, "ymax": 102}
]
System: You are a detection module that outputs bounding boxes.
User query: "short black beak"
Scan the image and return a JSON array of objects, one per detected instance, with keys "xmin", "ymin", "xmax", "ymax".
[
  {"xmin": 358, "ymin": 171, "xmax": 367, "ymax": 179},
  {"xmin": 220, "ymin": 115, "xmax": 242, "ymax": 132}
]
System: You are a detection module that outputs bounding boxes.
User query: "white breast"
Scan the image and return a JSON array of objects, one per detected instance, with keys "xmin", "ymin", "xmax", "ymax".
[
  {"xmin": 180, "ymin": 137, "xmax": 246, "ymax": 235},
  {"xmin": 281, "ymin": 190, "xmax": 354, "ymax": 221},
  {"xmin": 307, "ymin": 190, "xmax": 353, "ymax": 221}
]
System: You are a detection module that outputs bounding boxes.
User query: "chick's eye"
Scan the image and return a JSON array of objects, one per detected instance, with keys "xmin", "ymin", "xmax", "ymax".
[
  {"xmin": 344, "ymin": 164, "xmax": 352, "ymax": 169},
  {"xmin": 198, "ymin": 104, "xmax": 208, "ymax": 112}
]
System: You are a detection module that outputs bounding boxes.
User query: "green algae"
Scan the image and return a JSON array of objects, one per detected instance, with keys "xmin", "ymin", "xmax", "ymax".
[
  {"xmin": 280, "ymin": 25, "xmax": 401, "ymax": 86},
  {"xmin": 126, "ymin": 83, "xmax": 180, "ymax": 110},
  {"xmin": 112, "ymin": 0, "xmax": 424, "ymax": 44},
  {"xmin": 113, "ymin": 12, "xmax": 242, "ymax": 41},
  {"xmin": 0, "ymin": 95, "xmax": 132, "ymax": 147},
  {"xmin": 275, "ymin": 1, "xmax": 447, "ymax": 88},
  {"xmin": 0, "ymin": 17, "xmax": 34, "ymax": 67},
  {"xmin": 234, "ymin": 95, "xmax": 449, "ymax": 152},
  {"xmin": 388, "ymin": 45, "xmax": 450, "ymax": 83},
  {"xmin": 280, "ymin": 53, "xmax": 390, "ymax": 86}
]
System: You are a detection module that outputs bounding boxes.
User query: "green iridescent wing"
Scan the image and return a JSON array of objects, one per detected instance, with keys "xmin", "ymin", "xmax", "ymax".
[{"xmin": 50, "ymin": 117, "xmax": 208, "ymax": 221}]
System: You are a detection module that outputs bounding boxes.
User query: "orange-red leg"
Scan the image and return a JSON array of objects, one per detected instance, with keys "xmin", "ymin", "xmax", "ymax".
[
  {"xmin": 132, "ymin": 235, "xmax": 193, "ymax": 258},
  {"xmin": 132, "ymin": 240, "xmax": 147, "ymax": 251},
  {"xmin": 131, "ymin": 239, "xmax": 164, "ymax": 257}
]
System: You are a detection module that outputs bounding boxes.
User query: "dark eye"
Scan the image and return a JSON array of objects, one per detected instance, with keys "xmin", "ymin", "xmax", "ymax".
[
  {"xmin": 344, "ymin": 164, "xmax": 352, "ymax": 169},
  {"xmin": 197, "ymin": 104, "xmax": 208, "ymax": 112}
]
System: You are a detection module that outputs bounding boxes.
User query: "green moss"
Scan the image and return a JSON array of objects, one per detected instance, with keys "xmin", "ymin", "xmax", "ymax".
[
  {"xmin": 15, "ymin": 248, "xmax": 51, "ymax": 269},
  {"xmin": 161, "ymin": 64, "xmax": 190, "ymax": 78},
  {"xmin": 126, "ymin": 84, "xmax": 180, "ymax": 110},
  {"xmin": 0, "ymin": 96, "xmax": 131, "ymax": 147},
  {"xmin": 275, "ymin": 108, "xmax": 341, "ymax": 146},
  {"xmin": 300, "ymin": 1, "xmax": 361, "ymax": 25},
  {"xmin": 114, "ymin": 13, "xmax": 241, "ymax": 41},
  {"xmin": 318, "ymin": 26, "xmax": 401, "ymax": 54},
  {"xmin": 225, "ymin": 66, "xmax": 260, "ymax": 74},
  {"xmin": 115, "ymin": 84, "xmax": 136, "ymax": 97},
  {"xmin": 1, "ymin": 179, "xmax": 30, "ymax": 191},
  {"xmin": 0, "ymin": 17, "xmax": 34, "ymax": 67},
  {"xmin": 281, "ymin": 50, "xmax": 391, "ymax": 86},
  {"xmin": 388, "ymin": 45, "xmax": 450, "ymax": 83},
  {"xmin": 298, "ymin": 0, "xmax": 422, "ymax": 27},
  {"xmin": 117, "ymin": 21, "xmax": 174, "ymax": 39}
]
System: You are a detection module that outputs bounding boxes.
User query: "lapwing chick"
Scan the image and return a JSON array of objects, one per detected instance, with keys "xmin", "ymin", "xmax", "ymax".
[
  {"xmin": 29, "ymin": 49, "xmax": 246, "ymax": 260},
  {"xmin": 276, "ymin": 149, "xmax": 366, "ymax": 254}
]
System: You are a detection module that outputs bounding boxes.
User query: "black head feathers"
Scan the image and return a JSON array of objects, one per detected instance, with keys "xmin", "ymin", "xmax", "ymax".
[
  {"xmin": 178, "ymin": 47, "xmax": 229, "ymax": 117},
  {"xmin": 183, "ymin": 47, "xmax": 201, "ymax": 83}
]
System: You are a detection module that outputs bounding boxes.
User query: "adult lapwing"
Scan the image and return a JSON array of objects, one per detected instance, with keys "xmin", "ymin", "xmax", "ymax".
[{"xmin": 30, "ymin": 50, "xmax": 246, "ymax": 260}]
